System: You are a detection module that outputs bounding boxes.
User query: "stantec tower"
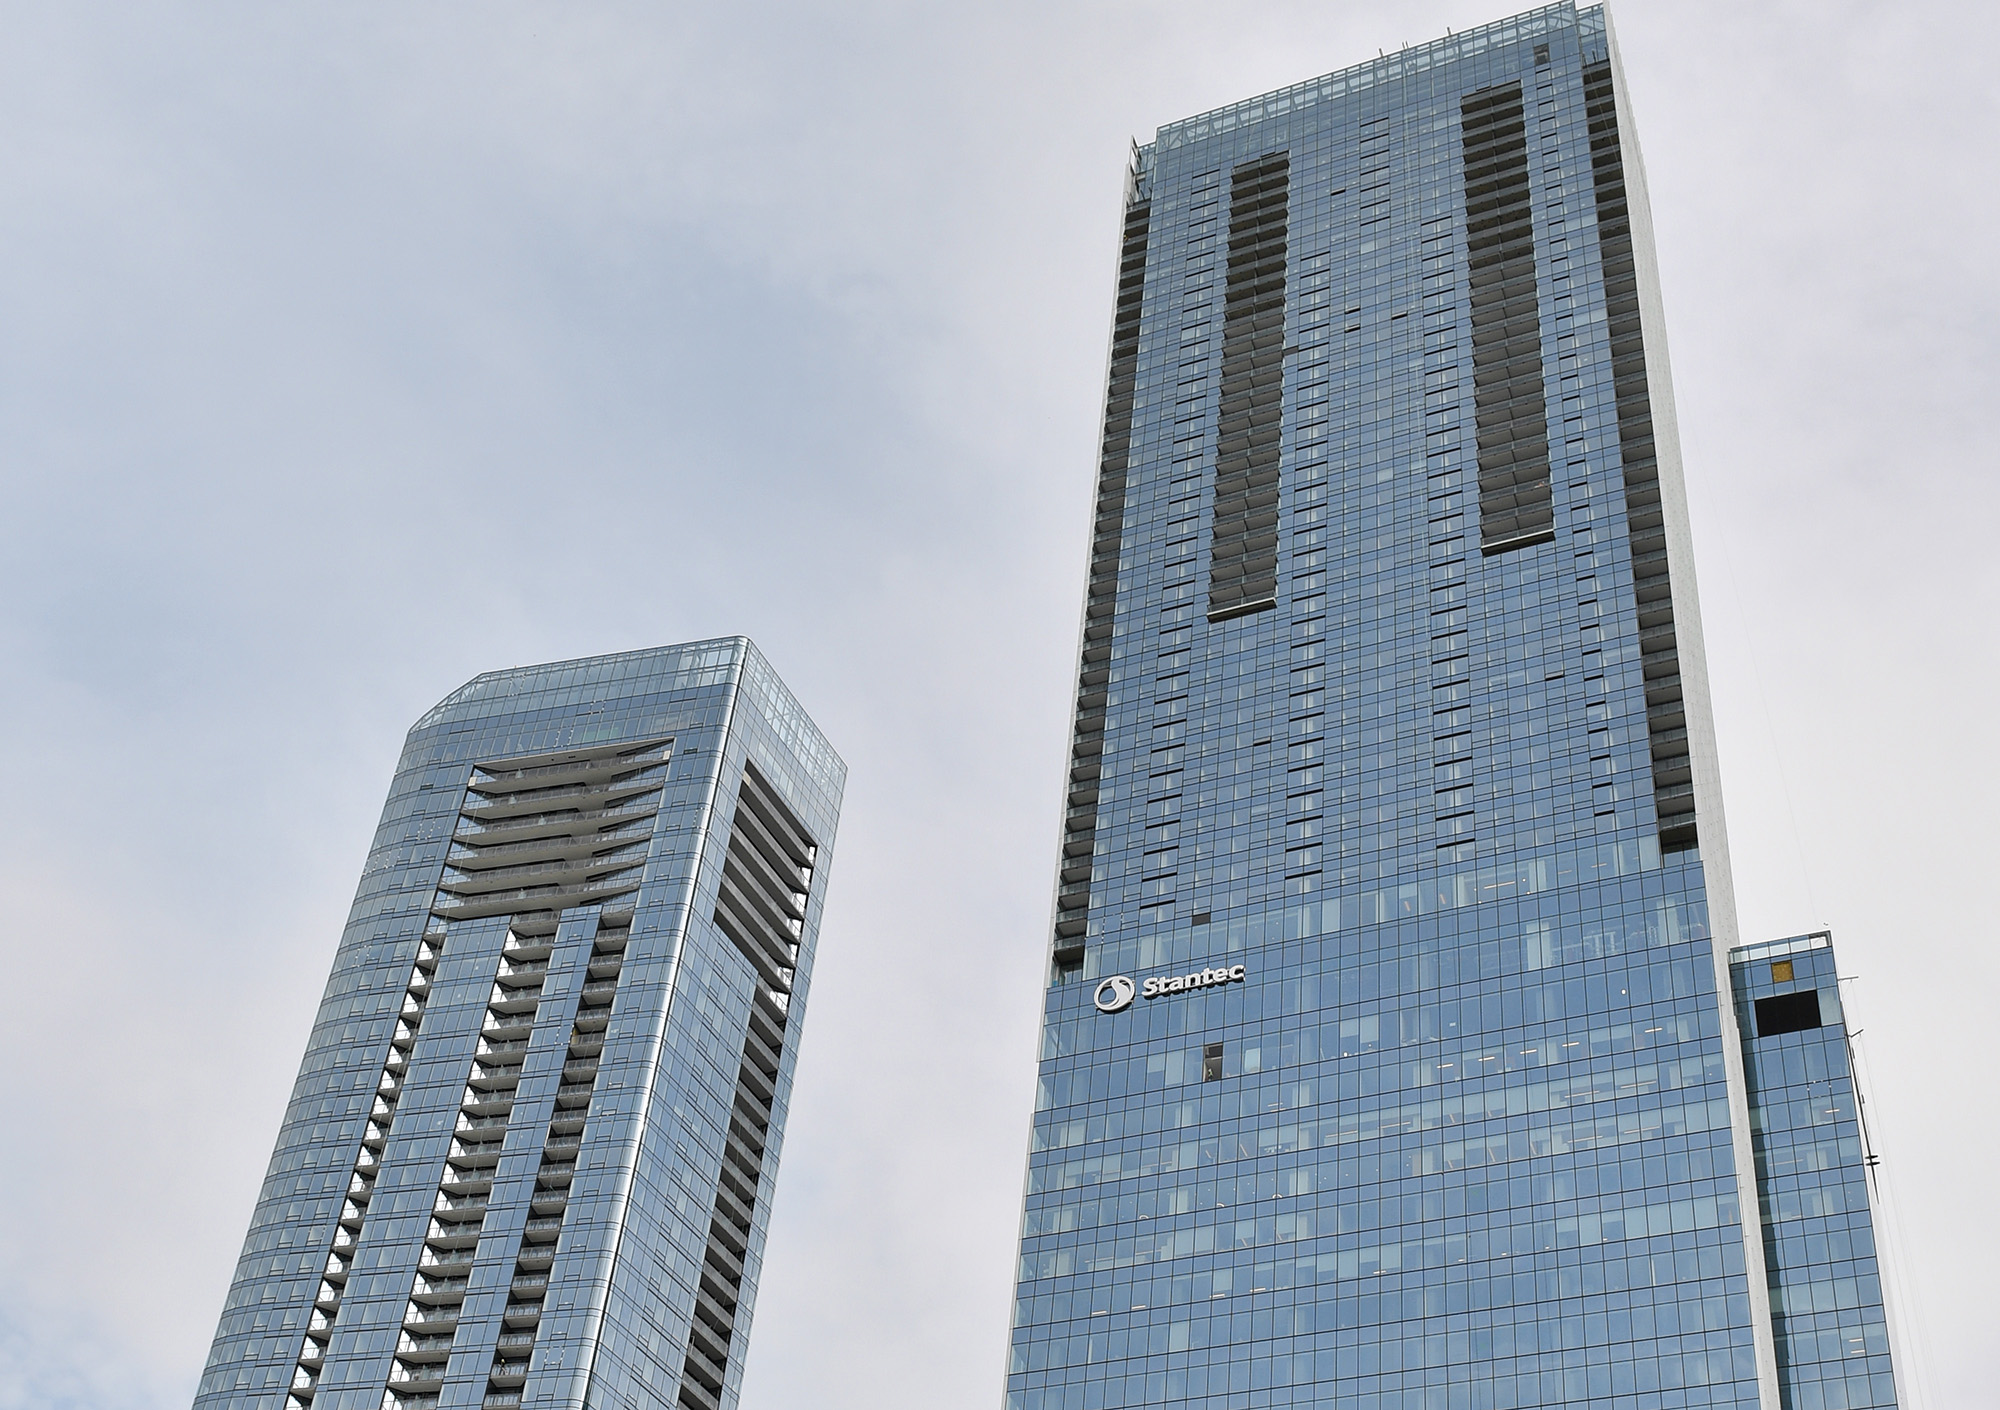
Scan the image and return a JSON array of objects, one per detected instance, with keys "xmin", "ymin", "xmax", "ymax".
[
  {"xmin": 195, "ymin": 639, "xmax": 843, "ymax": 1410},
  {"xmin": 1009, "ymin": 7, "xmax": 1903, "ymax": 1410}
]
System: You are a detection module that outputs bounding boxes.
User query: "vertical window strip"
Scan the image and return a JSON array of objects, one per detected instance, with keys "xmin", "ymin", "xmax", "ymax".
[
  {"xmin": 1054, "ymin": 196, "xmax": 1151, "ymax": 969},
  {"xmin": 288, "ymin": 930, "xmax": 442, "ymax": 1407},
  {"xmin": 379, "ymin": 740, "xmax": 670, "ymax": 1410},
  {"xmin": 1461, "ymin": 83, "xmax": 1555, "ymax": 555},
  {"xmin": 1207, "ymin": 153, "xmax": 1289, "ymax": 622},
  {"xmin": 1583, "ymin": 61, "xmax": 1695, "ymax": 852},
  {"xmin": 681, "ymin": 761, "xmax": 817, "ymax": 1410}
]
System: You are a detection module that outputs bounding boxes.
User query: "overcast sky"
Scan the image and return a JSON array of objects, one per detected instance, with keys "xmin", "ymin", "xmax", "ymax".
[{"xmin": 1, "ymin": 2, "xmax": 1993, "ymax": 1407}]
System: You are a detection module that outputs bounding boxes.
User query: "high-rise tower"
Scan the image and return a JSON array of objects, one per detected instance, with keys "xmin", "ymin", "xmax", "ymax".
[
  {"xmin": 195, "ymin": 639, "xmax": 843, "ymax": 1410},
  {"xmin": 1009, "ymin": 7, "xmax": 1902, "ymax": 1409}
]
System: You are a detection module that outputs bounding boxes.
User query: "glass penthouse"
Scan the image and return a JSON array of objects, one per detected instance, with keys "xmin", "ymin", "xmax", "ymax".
[
  {"xmin": 194, "ymin": 639, "xmax": 844, "ymax": 1410},
  {"xmin": 1009, "ymin": 6, "xmax": 1901, "ymax": 1410}
]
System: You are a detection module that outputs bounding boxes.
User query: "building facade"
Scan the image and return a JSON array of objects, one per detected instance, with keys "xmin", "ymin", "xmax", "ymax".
[
  {"xmin": 194, "ymin": 639, "xmax": 844, "ymax": 1410},
  {"xmin": 1728, "ymin": 934, "xmax": 1901, "ymax": 1410},
  {"xmin": 1009, "ymin": 6, "xmax": 1899, "ymax": 1410}
]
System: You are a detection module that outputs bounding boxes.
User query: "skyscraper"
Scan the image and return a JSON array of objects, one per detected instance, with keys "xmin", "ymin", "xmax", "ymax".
[
  {"xmin": 1010, "ymin": 6, "xmax": 1901, "ymax": 1410},
  {"xmin": 195, "ymin": 639, "xmax": 843, "ymax": 1410}
]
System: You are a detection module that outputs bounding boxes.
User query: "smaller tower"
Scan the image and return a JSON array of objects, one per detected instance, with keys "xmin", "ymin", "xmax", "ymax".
[
  {"xmin": 1729, "ymin": 933, "xmax": 1906, "ymax": 1410},
  {"xmin": 194, "ymin": 638, "xmax": 844, "ymax": 1410}
]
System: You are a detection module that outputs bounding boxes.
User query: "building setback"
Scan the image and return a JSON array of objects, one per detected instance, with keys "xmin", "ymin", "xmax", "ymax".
[
  {"xmin": 1009, "ymin": 6, "xmax": 1902, "ymax": 1410},
  {"xmin": 1728, "ymin": 934, "xmax": 1901, "ymax": 1410},
  {"xmin": 194, "ymin": 638, "xmax": 843, "ymax": 1410}
]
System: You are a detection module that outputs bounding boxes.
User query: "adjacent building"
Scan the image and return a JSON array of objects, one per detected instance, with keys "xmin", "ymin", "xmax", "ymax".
[
  {"xmin": 1728, "ymin": 934, "xmax": 1902, "ymax": 1410},
  {"xmin": 1009, "ymin": 6, "xmax": 1901, "ymax": 1410},
  {"xmin": 194, "ymin": 638, "xmax": 844, "ymax": 1410}
]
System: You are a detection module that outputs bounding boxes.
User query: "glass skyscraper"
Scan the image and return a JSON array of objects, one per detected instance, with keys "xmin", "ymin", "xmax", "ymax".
[
  {"xmin": 1009, "ymin": 7, "xmax": 1902, "ymax": 1410},
  {"xmin": 194, "ymin": 639, "xmax": 843, "ymax": 1410},
  {"xmin": 1727, "ymin": 935, "xmax": 1901, "ymax": 1410}
]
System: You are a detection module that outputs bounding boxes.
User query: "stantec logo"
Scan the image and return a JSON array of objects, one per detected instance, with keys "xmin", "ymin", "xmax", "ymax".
[
  {"xmin": 1093, "ymin": 963, "xmax": 1247, "ymax": 1014},
  {"xmin": 1092, "ymin": 975, "xmax": 1136, "ymax": 1012}
]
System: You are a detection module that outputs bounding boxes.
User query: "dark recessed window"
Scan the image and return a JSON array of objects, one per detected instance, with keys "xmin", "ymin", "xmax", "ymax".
[
  {"xmin": 1460, "ymin": 82, "xmax": 1554, "ymax": 556},
  {"xmin": 1207, "ymin": 151, "xmax": 1289, "ymax": 623},
  {"xmin": 1755, "ymin": 990, "xmax": 1821, "ymax": 1038},
  {"xmin": 1202, "ymin": 1042, "xmax": 1224, "ymax": 1082}
]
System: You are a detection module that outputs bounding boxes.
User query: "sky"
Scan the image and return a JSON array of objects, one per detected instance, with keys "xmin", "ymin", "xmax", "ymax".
[{"xmin": 0, "ymin": 1, "xmax": 1993, "ymax": 1407}]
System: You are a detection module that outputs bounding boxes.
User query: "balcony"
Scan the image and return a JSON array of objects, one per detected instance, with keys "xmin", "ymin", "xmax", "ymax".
[
  {"xmin": 488, "ymin": 992, "xmax": 544, "ymax": 1020},
  {"xmin": 385, "ymin": 1379, "xmax": 444, "ymax": 1405},
  {"xmin": 461, "ymin": 1090, "xmax": 516, "ymax": 1117},
  {"xmin": 427, "ymin": 1222, "xmax": 482, "ymax": 1251},
  {"xmin": 431, "ymin": 872, "xmax": 646, "ymax": 923},
  {"xmin": 387, "ymin": 1363, "xmax": 446, "ymax": 1386},
  {"xmin": 440, "ymin": 1159, "xmax": 495, "ymax": 1188},
  {"xmin": 480, "ymin": 1015, "xmax": 535, "ymax": 1042},
  {"xmin": 471, "ymin": 749, "xmax": 666, "ymax": 792},
  {"xmin": 411, "ymin": 1273, "xmax": 470, "ymax": 1304},
  {"xmin": 455, "ymin": 799, "xmax": 661, "ymax": 847},
  {"xmin": 467, "ymin": 1066, "xmax": 523, "ymax": 1094},
  {"xmin": 529, "ymin": 1191, "xmax": 568, "ymax": 1218},
  {"xmin": 449, "ymin": 829, "xmax": 652, "ymax": 871},
  {"xmin": 398, "ymin": 1329, "xmax": 458, "ymax": 1357},
  {"xmin": 487, "ymin": 1358, "xmax": 531, "ymax": 1388},
  {"xmin": 460, "ymin": 772, "xmax": 662, "ymax": 817},
  {"xmin": 450, "ymin": 1142, "xmax": 505, "ymax": 1170}
]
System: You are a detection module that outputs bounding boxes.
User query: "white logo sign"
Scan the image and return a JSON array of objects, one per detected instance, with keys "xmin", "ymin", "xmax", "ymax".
[
  {"xmin": 1142, "ymin": 964, "xmax": 1246, "ymax": 999},
  {"xmin": 1093, "ymin": 964, "xmax": 1247, "ymax": 1013}
]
